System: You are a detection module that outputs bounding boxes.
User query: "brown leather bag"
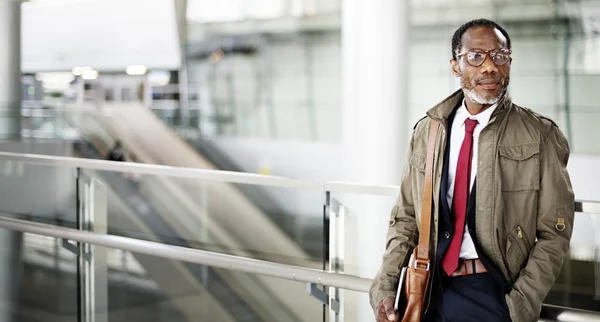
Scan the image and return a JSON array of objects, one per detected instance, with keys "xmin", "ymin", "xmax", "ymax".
[{"xmin": 400, "ymin": 120, "xmax": 439, "ymax": 322}]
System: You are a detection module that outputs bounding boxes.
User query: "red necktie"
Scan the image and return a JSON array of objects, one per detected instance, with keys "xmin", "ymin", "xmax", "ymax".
[{"xmin": 442, "ymin": 118, "xmax": 478, "ymax": 276}]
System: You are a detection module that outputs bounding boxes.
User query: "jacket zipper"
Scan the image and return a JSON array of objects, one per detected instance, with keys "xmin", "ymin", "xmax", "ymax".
[
  {"xmin": 515, "ymin": 226, "xmax": 529, "ymax": 253},
  {"xmin": 481, "ymin": 120, "xmax": 511, "ymax": 283}
]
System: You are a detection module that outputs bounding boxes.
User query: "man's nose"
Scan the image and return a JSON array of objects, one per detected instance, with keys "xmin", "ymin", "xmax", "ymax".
[{"xmin": 479, "ymin": 54, "xmax": 499, "ymax": 74}]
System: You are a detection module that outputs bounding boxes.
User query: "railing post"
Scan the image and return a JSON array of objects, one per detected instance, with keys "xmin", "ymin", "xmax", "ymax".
[
  {"xmin": 77, "ymin": 170, "xmax": 108, "ymax": 322},
  {"xmin": 325, "ymin": 192, "xmax": 344, "ymax": 322}
]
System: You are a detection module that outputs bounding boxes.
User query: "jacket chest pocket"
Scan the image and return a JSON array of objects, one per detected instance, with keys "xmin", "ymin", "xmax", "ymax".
[{"xmin": 498, "ymin": 142, "xmax": 540, "ymax": 192}]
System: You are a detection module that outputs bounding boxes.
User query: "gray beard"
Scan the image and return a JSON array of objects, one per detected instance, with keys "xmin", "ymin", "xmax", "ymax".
[
  {"xmin": 460, "ymin": 75, "xmax": 508, "ymax": 105},
  {"xmin": 462, "ymin": 86, "xmax": 503, "ymax": 105}
]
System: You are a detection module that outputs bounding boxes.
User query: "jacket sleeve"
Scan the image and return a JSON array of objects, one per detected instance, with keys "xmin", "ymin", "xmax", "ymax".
[
  {"xmin": 369, "ymin": 131, "xmax": 420, "ymax": 311},
  {"xmin": 506, "ymin": 126, "xmax": 575, "ymax": 322}
]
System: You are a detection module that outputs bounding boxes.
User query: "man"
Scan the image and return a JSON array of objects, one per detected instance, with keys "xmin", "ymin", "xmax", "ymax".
[
  {"xmin": 106, "ymin": 140, "xmax": 126, "ymax": 162},
  {"xmin": 370, "ymin": 19, "xmax": 574, "ymax": 322}
]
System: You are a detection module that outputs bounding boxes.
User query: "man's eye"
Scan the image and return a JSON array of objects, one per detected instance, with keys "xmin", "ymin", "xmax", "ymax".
[{"xmin": 469, "ymin": 52, "xmax": 484, "ymax": 60}]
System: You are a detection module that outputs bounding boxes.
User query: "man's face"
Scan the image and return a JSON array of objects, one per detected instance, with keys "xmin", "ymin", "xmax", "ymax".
[{"xmin": 450, "ymin": 26, "xmax": 511, "ymax": 105}]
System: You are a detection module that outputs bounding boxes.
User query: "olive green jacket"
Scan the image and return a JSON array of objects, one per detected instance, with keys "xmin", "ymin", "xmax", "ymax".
[{"xmin": 370, "ymin": 90, "xmax": 574, "ymax": 322}]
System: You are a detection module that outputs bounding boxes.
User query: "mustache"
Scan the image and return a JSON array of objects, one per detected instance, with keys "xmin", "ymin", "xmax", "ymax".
[{"xmin": 473, "ymin": 75, "xmax": 504, "ymax": 85}]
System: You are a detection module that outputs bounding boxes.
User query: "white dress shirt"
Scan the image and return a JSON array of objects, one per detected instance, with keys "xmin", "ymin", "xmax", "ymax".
[{"xmin": 447, "ymin": 99, "xmax": 498, "ymax": 259}]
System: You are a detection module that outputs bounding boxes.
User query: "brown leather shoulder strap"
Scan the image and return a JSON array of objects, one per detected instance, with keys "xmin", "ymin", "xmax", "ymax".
[{"xmin": 416, "ymin": 119, "xmax": 439, "ymax": 262}]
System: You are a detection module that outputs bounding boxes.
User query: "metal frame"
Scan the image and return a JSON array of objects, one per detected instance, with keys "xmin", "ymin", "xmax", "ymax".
[
  {"xmin": 326, "ymin": 194, "xmax": 345, "ymax": 321},
  {"xmin": 76, "ymin": 173, "xmax": 108, "ymax": 322}
]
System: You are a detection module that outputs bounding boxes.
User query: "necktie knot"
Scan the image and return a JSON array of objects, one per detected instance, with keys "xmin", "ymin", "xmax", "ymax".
[{"xmin": 464, "ymin": 118, "xmax": 478, "ymax": 134}]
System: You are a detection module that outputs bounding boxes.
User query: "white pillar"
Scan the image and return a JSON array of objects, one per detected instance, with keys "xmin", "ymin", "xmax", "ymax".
[
  {"xmin": 0, "ymin": 1, "xmax": 23, "ymax": 320},
  {"xmin": 174, "ymin": 0, "xmax": 191, "ymax": 126},
  {"xmin": 342, "ymin": 0, "xmax": 409, "ymax": 320},
  {"xmin": 0, "ymin": 0, "xmax": 21, "ymax": 139}
]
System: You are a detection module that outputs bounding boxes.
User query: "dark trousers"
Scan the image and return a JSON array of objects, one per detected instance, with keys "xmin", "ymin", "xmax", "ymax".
[{"xmin": 423, "ymin": 272, "xmax": 512, "ymax": 322}]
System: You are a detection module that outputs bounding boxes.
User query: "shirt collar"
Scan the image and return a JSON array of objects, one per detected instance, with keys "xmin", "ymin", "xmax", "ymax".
[{"xmin": 455, "ymin": 99, "xmax": 499, "ymax": 128}]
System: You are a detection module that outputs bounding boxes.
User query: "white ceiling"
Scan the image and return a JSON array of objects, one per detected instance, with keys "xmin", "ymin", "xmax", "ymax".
[
  {"xmin": 22, "ymin": 0, "xmax": 181, "ymax": 73},
  {"xmin": 186, "ymin": 0, "xmax": 340, "ymax": 23}
]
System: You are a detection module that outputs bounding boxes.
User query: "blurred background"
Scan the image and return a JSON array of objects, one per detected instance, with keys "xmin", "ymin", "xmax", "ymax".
[{"xmin": 0, "ymin": 0, "xmax": 599, "ymax": 321}]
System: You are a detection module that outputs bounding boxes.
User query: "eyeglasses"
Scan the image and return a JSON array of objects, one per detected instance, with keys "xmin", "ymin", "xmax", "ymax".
[{"xmin": 455, "ymin": 48, "xmax": 512, "ymax": 67}]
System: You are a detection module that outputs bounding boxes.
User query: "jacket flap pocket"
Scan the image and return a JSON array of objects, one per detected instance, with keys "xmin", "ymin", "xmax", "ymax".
[
  {"xmin": 499, "ymin": 142, "xmax": 540, "ymax": 161},
  {"xmin": 409, "ymin": 153, "xmax": 426, "ymax": 172},
  {"xmin": 506, "ymin": 227, "xmax": 529, "ymax": 279}
]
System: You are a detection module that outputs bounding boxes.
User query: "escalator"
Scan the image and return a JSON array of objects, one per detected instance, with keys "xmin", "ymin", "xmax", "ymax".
[
  {"xmin": 184, "ymin": 138, "xmax": 324, "ymax": 259},
  {"xmin": 149, "ymin": 107, "xmax": 324, "ymax": 259},
  {"xmin": 62, "ymin": 104, "xmax": 323, "ymax": 321},
  {"xmin": 73, "ymin": 140, "xmax": 262, "ymax": 321}
]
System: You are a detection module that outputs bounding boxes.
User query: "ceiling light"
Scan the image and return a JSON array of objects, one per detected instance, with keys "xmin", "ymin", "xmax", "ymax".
[
  {"xmin": 126, "ymin": 65, "xmax": 148, "ymax": 76},
  {"xmin": 81, "ymin": 69, "xmax": 99, "ymax": 80},
  {"xmin": 72, "ymin": 67, "xmax": 83, "ymax": 76}
]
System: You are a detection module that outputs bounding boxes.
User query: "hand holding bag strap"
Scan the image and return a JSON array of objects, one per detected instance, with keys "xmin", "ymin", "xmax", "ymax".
[{"xmin": 416, "ymin": 119, "xmax": 439, "ymax": 263}]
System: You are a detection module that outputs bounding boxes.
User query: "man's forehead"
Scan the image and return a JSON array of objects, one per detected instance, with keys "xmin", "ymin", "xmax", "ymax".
[{"xmin": 461, "ymin": 26, "xmax": 508, "ymax": 50}]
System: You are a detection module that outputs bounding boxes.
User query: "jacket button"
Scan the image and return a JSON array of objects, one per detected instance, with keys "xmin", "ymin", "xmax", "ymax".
[{"xmin": 445, "ymin": 231, "xmax": 450, "ymax": 239}]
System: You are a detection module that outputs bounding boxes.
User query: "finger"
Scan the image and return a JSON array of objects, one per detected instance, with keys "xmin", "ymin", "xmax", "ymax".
[
  {"xmin": 377, "ymin": 305, "xmax": 394, "ymax": 322},
  {"xmin": 376, "ymin": 309, "xmax": 389, "ymax": 322},
  {"xmin": 382, "ymin": 297, "xmax": 397, "ymax": 321},
  {"xmin": 376, "ymin": 300, "xmax": 390, "ymax": 322}
]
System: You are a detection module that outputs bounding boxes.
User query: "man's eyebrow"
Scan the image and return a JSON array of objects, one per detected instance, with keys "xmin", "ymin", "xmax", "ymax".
[{"xmin": 464, "ymin": 46, "xmax": 505, "ymax": 51}]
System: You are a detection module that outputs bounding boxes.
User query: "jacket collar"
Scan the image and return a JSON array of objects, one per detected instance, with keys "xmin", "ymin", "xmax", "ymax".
[{"xmin": 426, "ymin": 89, "xmax": 513, "ymax": 127}]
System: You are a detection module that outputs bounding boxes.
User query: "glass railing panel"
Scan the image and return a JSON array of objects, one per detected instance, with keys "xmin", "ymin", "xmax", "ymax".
[
  {"xmin": 0, "ymin": 161, "xmax": 330, "ymax": 321},
  {"xmin": 83, "ymin": 168, "xmax": 324, "ymax": 269},
  {"xmin": 330, "ymin": 196, "xmax": 600, "ymax": 318},
  {"xmin": 567, "ymin": 109, "xmax": 600, "ymax": 154},
  {"xmin": 90, "ymin": 245, "xmax": 326, "ymax": 322},
  {"xmin": 17, "ymin": 232, "xmax": 79, "ymax": 322},
  {"xmin": 0, "ymin": 157, "xmax": 329, "ymax": 322},
  {"xmin": 223, "ymin": 183, "xmax": 325, "ymax": 265},
  {"xmin": 3, "ymin": 223, "xmax": 332, "ymax": 322},
  {"xmin": 21, "ymin": 104, "xmax": 78, "ymax": 140},
  {"xmin": 0, "ymin": 162, "xmax": 78, "ymax": 229},
  {"xmin": 328, "ymin": 193, "xmax": 396, "ymax": 276},
  {"xmin": 326, "ymin": 193, "xmax": 396, "ymax": 322}
]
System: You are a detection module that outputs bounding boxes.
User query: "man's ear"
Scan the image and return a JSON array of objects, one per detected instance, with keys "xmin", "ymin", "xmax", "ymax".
[{"xmin": 450, "ymin": 59, "xmax": 461, "ymax": 77}]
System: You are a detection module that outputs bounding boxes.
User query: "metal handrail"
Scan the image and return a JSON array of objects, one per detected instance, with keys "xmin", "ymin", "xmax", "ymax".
[
  {"xmin": 0, "ymin": 216, "xmax": 371, "ymax": 293},
  {"xmin": 3, "ymin": 206, "xmax": 600, "ymax": 295},
  {"xmin": 575, "ymin": 200, "xmax": 600, "ymax": 213},
  {"xmin": 1, "ymin": 152, "xmax": 599, "ymax": 208},
  {"xmin": 0, "ymin": 152, "xmax": 400, "ymax": 196}
]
